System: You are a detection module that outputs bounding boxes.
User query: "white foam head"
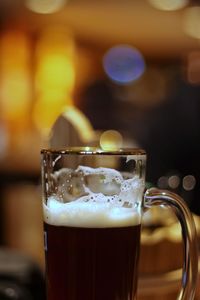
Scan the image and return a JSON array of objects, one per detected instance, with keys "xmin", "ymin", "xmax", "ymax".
[{"xmin": 44, "ymin": 166, "xmax": 144, "ymax": 228}]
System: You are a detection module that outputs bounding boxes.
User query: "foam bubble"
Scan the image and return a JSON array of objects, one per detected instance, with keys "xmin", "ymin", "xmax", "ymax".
[{"xmin": 44, "ymin": 166, "xmax": 144, "ymax": 227}]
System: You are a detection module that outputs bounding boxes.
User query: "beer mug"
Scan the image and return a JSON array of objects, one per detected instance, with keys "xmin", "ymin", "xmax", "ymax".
[{"xmin": 41, "ymin": 148, "xmax": 198, "ymax": 300}]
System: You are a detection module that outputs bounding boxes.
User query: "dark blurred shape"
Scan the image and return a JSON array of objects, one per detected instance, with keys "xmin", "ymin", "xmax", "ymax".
[
  {"xmin": 50, "ymin": 113, "xmax": 84, "ymax": 148},
  {"xmin": 50, "ymin": 106, "xmax": 97, "ymax": 148},
  {"xmin": 0, "ymin": 0, "xmax": 22, "ymax": 28},
  {"xmin": 77, "ymin": 80, "xmax": 118, "ymax": 131},
  {"xmin": 0, "ymin": 248, "xmax": 45, "ymax": 300},
  {"xmin": 134, "ymin": 74, "xmax": 200, "ymax": 215},
  {"xmin": 0, "ymin": 281, "xmax": 32, "ymax": 300}
]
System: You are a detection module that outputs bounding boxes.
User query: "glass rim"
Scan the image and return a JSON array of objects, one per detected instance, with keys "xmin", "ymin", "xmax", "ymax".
[{"xmin": 41, "ymin": 147, "xmax": 146, "ymax": 156}]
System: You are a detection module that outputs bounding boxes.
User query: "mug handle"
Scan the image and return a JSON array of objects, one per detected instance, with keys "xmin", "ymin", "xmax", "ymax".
[{"xmin": 144, "ymin": 188, "xmax": 198, "ymax": 300}]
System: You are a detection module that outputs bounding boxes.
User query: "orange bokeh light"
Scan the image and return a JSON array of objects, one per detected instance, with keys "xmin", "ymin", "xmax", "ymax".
[{"xmin": 0, "ymin": 31, "xmax": 31, "ymax": 127}]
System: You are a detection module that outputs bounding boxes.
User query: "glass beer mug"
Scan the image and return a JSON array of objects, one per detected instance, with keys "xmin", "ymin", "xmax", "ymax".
[{"xmin": 41, "ymin": 148, "xmax": 198, "ymax": 300}]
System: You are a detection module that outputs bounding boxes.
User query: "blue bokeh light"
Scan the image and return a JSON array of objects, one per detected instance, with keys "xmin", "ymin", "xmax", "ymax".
[{"xmin": 103, "ymin": 45, "xmax": 146, "ymax": 85}]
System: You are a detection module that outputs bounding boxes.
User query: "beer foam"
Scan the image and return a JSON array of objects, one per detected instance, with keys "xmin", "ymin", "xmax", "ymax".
[
  {"xmin": 44, "ymin": 197, "xmax": 140, "ymax": 227},
  {"xmin": 44, "ymin": 166, "xmax": 144, "ymax": 228}
]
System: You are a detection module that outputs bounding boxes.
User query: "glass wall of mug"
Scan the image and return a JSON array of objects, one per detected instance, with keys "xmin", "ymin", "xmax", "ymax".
[{"xmin": 41, "ymin": 147, "xmax": 198, "ymax": 300}]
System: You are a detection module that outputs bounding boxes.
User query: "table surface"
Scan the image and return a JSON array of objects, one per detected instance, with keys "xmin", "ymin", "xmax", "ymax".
[{"xmin": 138, "ymin": 260, "xmax": 200, "ymax": 300}]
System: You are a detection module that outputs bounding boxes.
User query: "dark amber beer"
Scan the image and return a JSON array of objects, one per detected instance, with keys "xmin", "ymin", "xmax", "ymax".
[{"xmin": 44, "ymin": 222, "xmax": 141, "ymax": 300}]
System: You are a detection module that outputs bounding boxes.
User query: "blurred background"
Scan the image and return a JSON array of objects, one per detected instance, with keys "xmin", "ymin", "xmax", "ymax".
[{"xmin": 0, "ymin": 0, "xmax": 200, "ymax": 299}]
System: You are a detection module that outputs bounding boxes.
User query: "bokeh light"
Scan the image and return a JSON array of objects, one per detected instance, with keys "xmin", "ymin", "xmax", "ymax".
[
  {"xmin": 25, "ymin": 0, "xmax": 66, "ymax": 14},
  {"xmin": 35, "ymin": 54, "xmax": 75, "ymax": 91},
  {"xmin": 32, "ymin": 27, "xmax": 76, "ymax": 134},
  {"xmin": 103, "ymin": 45, "xmax": 146, "ymax": 85},
  {"xmin": 183, "ymin": 175, "xmax": 196, "ymax": 191},
  {"xmin": 157, "ymin": 176, "xmax": 168, "ymax": 189},
  {"xmin": 168, "ymin": 175, "xmax": 180, "ymax": 189},
  {"xmin": 148, "ymin": 0, "xmax": 188, "ymax": 11},
  {"xmin": 183, "ymin": 6, "xmax": 200, "ymax": 39},
  {"xmin": 100, "ymin": 130, "xmax": 123, "ymax": 150},
  {"xmin": 0, "ymin": 31, "xmax": 31, "ymax": 128}
]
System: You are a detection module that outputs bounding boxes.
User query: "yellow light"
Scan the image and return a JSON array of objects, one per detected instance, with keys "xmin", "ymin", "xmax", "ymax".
[
  {"xmin": 100, "ymin": 130, "xmax": 123, "ymax": 151},
  {"xmin": 1, "ymin": 74, "xmax": 30, "ymax": 118},
  {"xmin": 148, "ymin": 0, "xmax": 188, "ymax": 11},
  {"xmin": 33, "ymin": 27, "xmax": 76, "ymax": 133},
  {"xmin": 183, "ymin": 6, "xmax": 200, "ymax": 39},
  {"xmin": 25, "ymin": 0, "xmax": 66, "ymax": 14},
  {"xmin": 35, "ymin": 54, "xmax": 75, "ymax": 91},
  {"xmin": 36, "ymin": 90, "xmax": 69, "ymax": 104},
  {"xmin": 0, "ymin": 31, "xmax": 31, "ymax": 126},
  {"xmin": 32, "ymin": 97, "xmax": 65, "ymax": 134}
]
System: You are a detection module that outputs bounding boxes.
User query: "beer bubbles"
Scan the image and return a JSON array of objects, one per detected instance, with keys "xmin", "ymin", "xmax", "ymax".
[{"xmin": 103, "ymin": 45, "xmax": 146, "ymax": 85}]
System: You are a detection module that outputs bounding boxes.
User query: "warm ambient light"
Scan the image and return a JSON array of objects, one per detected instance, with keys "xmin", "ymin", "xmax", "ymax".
[
  {"xmin": 182, "ymin": 6, "xmax": 200, "ymax": 39},
  {"xmin": 148, "ymin": 0, "xmax": 188, "ymax": 11},
  {"xmin": 35, "ymin": 54, "xmax": 75, "ymax": 91},
  {"xmin": 32, "ymin": 94, "xmax": 68, "ymax": 133},
  {"xmin": 32, "ymin": 27, "xmax": 76, "ymax": 134},
  {"xmin": 0, "ymin": 31, "xmax": 31, "ymax": 128},
  {"xmin": 25, "ymin": 0, "xmax": 66, "ymax": 14}
]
